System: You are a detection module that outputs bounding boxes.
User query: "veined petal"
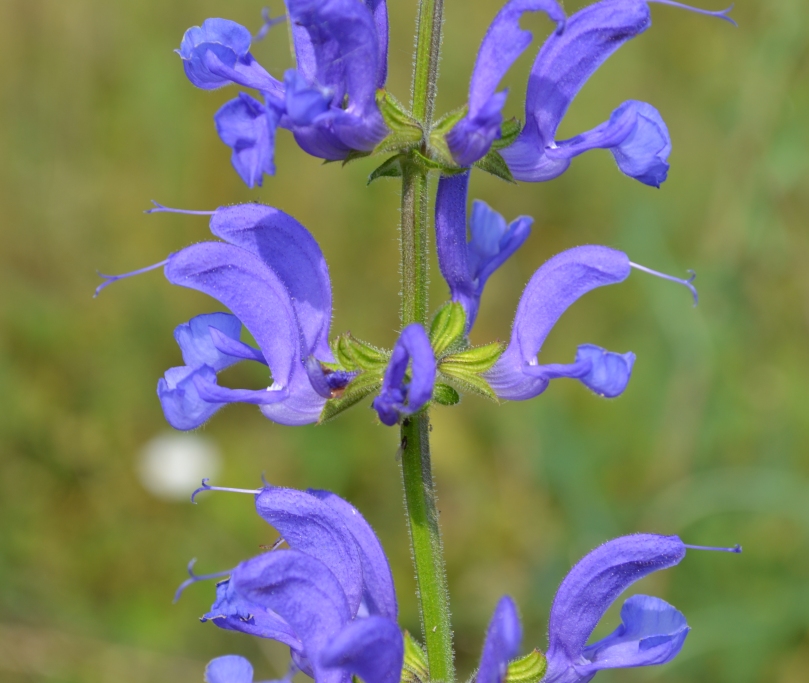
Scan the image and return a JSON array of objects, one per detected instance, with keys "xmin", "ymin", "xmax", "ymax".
[
  {"xmin": 372, "ymin": 324, "xmax": 436, "ymax": 427},
  {"xmin": 308, "ymin": 489, "xmax": 398, "ymax": 620},
  {"xmin": 209, "ymin": 204, "xmax": 333, "ymax": 360},
  {"xmin": 287, "ymin": 0, "xmax": 379, "ymax": 117},
  {"xmin": 232, "ymin": 550, "xmax": 352, "ymax": 683},
  {"xmin": 544, "ymin": 535, "xmax": 686, "ymax": 683},
  {"xmin": 477, "ymin": 596, "xmax": 523, "ymax": 683},
  {"xmin": 255, "ymin": 487, "xmax": 364, "ymax": 615},
  {"xmin": 203, "ymin": 578, "xmax": 303, "ymax": 651},
  {"xmin": 215, "ymin": 93, "xmax": 280, "ymax": 188},
  {"xmin": 320, "ymin": 617, "xmax": 403, "ymax": 683},
  {"xmin": 165, "ymin": 242, "xmax": 300, "ymax": 389},
  {"xmin": 579, "ymin": 595, "xmax": 689, "ymax": 674},
  {"xmin": 435, "ymin": 174, "xmax": 532, "ymax": 331},
  {"xmin": 547, "ymin": 101, "xmax": 671, "ymax": 187},
  {"xmin": 501, "ymin": 0, "xmax": 652, "ymax": 181},
  {"xmin": 484, "ymin": 246, "xmax": 631, "ymax": 400},
  {"xmin": 178, "ymin": 18, "xmax": 282, "ymax": 95},
  {"xmin": 447, "ymin": 0, "xmax": 565, "ymax": 166},
  {"xmin": 205, "ymin": 655, "xmax": 254, "ymax": 683}
]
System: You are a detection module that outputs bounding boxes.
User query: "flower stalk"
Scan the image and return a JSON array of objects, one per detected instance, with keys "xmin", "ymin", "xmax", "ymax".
[{"xmin": 398, "ymin": 2, "xmax": 453, "ymax": 681}]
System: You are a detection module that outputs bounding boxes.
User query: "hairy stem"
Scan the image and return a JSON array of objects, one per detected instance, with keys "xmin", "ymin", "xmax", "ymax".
[
  {"xmin": 411, "ymin": 0, "xmax": 444, "ymax": 128},
  {"xmin": 398, "ymin": 1, "xmax": 453, "ymax": 679},
  {"xmin": 399, "ymin": 415, "xmax": 454, "ymax": 683}
]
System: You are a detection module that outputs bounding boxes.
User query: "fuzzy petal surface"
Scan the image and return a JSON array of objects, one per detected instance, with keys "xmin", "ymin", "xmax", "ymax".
[
  {"xmin": 321, "ymin": 616, "xmax": 403, "ymax": 683},
  {"xmin": 477, "ymin": 596, "xmax": 523, "ymax": 683}
]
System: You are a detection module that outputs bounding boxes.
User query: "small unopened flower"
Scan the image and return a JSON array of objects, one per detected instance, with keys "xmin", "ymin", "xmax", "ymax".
[
  {"xmin": 448, "ymin": 0, "xmax": 734, "ymax": 186},
  {"xmin": 178, "ymin": 1, "xmax": 390, "ymax": 187}
]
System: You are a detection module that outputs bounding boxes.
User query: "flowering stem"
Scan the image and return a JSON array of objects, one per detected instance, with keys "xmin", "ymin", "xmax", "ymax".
[
  {"xmin": 411, "ymin": 0, "xmax": 444, "ymax": 127},
  {"xmin": 398, "ymin": 2, "xmax": 453, "ymax": 680},
  {"xmin": 399, "ymin": 414, "xmax": 454, "ymax": 683}
]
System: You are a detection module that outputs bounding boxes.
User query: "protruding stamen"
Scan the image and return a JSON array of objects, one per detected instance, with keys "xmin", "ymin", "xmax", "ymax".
[
  {"xmin": 259, "ymin": 536, "xmax": 286, "ymax": 551},
  {"xmin": 145, "ymin": 200, "xmax": 215, "ymax": 216},
  {"xmin": 255, "ymin": 8, "xmax": 286, "ymax": 41},
  {"xmin": 629, "ymin": 262, "xmax": 699, "ymax": 306},
  {"xmin": 685, "ymin": 543, "xmax": 742, "ymax": 553},
  {"xmin": 649, "ymin": 0, "xmax": 737, "ymax": 26},
  {"xmin": 94, "ymin": 259, "xmax": 169, "ymax": 298},
  {"xmin": 191, "ymin": 478, "xmax": 262, "ymax": 504},
  {"xmin": 173, "ymin": 558, "xmax": 233, "ymax": 603}
]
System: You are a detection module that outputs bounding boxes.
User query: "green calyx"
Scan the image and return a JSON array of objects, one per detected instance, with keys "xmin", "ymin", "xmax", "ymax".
[
  {"xmin": 505, "ymin": 650, "xmax": 548, "ymax": 683},
  {"xmin": 401, "ymin": 631, "xmax": 430, "ymax": 683}
]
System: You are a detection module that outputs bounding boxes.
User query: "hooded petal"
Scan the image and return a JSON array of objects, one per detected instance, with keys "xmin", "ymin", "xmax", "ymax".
[
  {"xmin": 164, "ymin": 242, "xmax": 299, "ymax": 388},
  {"xmin": 215, "ymin": 93, "xmax": 280, "ymax": 188},
  {"xmin": 203, "ymin": 577, "xmax": 303, "ymax": 651},
  {"xmin": 205, "ymin": 655, "xmax": 254, "ymax": 683},
  {"xmin": 476, "ymin": 596, "xmax": 522, "ymax": 683},
  {"xmin": 484, "ymin": 246, "xmax": 631, "ymax": 400},
  {"xmin": 232, "ymin": 550, "xmax": 352, "ymax": 683},
  {"xmin": 365, "ymin": 0, "xmax": 389, "ymax": 88},
  {"xmin": 501, "ymin": 0, "xmax": 652, "ymax": 181},
  {"xmin": 579, "ymin": 595, "xmax": 689, "ymax": 674},
  {"xmin": 447, "ymin": 0, "xmax": 565, "ymax": 166},
  {"xmin": 209, "ymin": 204, "xmax": 333, "ymax": 359},
  {"xmin": 546, "ymin": 100, "xmax": 671, "ymax": 187},
  {"xmin": 435, "ymin": 173, "xmax": 531, "ymax": 331},
  {"xmin": 320, "ymin": 617, "xmax": 404, "ymax": 683},
  {"xmin": 308, "ymin": 489, "xmax": 398, "ymax": 620},
  {"xmin": 178, "ymin": 18, "xmax": 283, "ymax": 95},
  {"xmin": 255, "ymin": 487, "xmax": 364, "ymax": 615},
  {"xmin": 544, "ymin": 535, "xmax": 686, "ymax": 683},
  {"xmin": 372, "ymin": 324, "xmax": 436, "ymax": 426}
]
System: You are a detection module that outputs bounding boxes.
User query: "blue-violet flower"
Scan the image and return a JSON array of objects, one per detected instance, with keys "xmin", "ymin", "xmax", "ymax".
[{"xmin": 178, "ymin": 1, "xmax": 390, "ymax": 187}]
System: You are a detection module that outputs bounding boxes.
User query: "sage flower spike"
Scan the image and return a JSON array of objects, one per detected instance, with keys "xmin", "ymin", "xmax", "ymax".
[
  {"xmin": 435, "ymin": 172, "xmax": 532, "ymax": 332},
  {"xmin": 178, "ymin": 1, "xmax": 389, "ymax": 186}
]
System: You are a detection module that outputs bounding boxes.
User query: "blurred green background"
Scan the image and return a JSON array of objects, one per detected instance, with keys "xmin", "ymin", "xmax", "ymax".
[{"xmin": 1, "ymin": 0, "xmax": 808, "ymax": 681}]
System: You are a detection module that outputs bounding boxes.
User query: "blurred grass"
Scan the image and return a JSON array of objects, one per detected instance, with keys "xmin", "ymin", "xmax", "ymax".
[{"xmin": 1, "ymin": 0, "xmax": 808, "ymax": 682}]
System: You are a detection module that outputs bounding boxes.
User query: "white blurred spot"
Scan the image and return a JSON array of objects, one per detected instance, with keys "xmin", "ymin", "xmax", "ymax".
[{"xmin": 138, "ymin": 433, "xmax": 221, "ymax": 501}]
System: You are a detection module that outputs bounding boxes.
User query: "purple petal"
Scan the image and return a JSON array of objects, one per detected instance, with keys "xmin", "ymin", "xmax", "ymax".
[
  {"xmin": 203, "ymin": 578, "xmax": 303, "ymax": 651},
  {"xmin": 365, "ymin": 0, "xmax": 389, "ymax": 88},
  {"xmin": 209, "ymin": 327, "xmax": 267, "ymax": 364},
  {"xmin": 372, "ymin": 324, "xmax": 436, "ymax": 427},
  {"xmin": 255, "ymin": 487, "xmax": 364, "ymax": 615},
  {"xmin": 178, "ymin": 18, "xmax": 282, "ymax": 95},
  {"xmin": 258, "ymin": 363, "xmax": 328, "ymax": 426},
  {"xmin": 320, "ymin": 617, "xmax": 403, "ymax": 683},
  {"xmin": 501, "ymin": 0, "xmax": 652, "ymax": 181},
  {"xmin": 579, "ymin": 595, "xmax": 689, "ymax": 674},
  {"xmin": 284, "ymin": 69, "xmax": 333, "ymax": 127},
  {"xmin": 308, "ymin": 489, "xmax": 398, "ymax": 620},
  {"xmin": 546, "ymin": 100, "xmax": 671, "ymax": 187},
  {"xmin": 158, "ymin": 364, "xmax": 225, "ymax": 431},
  {"xmin": 164, "ymin": 242, "xmax": 299, "ymax": 389},
  {"xmin": 435, "ymin": 173, "xmax": 531, "ymax": 331},
  {"xmin": 205, "ymin": 655, "xmax": 254, "ymax": 683},
  {"xmin": 544, "ymin": 534, "xmax": 686, "ymax": 683},
  {"xmin": 231, "ymin": 550, "xmax": 352, "ymax": 683},
  {"xmin": 192, "ymin": 374, "xmax": 289, "ymax": 405},
  {"xmin": 174, "ymin": 312, "xmax": 243, "ymax": 372},
  {"xmin": 214, "ymin": 93, "xmax": 279, "ymax": 188},
  {"xmin": 484, "ymin": 246, "xmax": 631, "ymax": 400},
  {"xmin": 447, "ymin": 0, "xmax": 565, "ymax": 165},
  {"xmin": 209, "ymin": 204, "xmax": 333, "ymax": 359},
  {"xmin": 477, "ymin": 596, "xmax": 522, "ymax": 683},
  {"xmin": 288, "ymin": 121, "xmax": 355, "ymax": 161}
]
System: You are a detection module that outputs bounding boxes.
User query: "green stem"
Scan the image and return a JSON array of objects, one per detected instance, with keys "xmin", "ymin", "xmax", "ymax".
[
  {"xmin": 398, "ymin": 2, "xmax": 452, "ymax": 679},
  {"xmin": 399, "ymin": 415, "xmax": 454, "ymax": 683},
  {"xmin": 411, "ymin": 0, "xmax": 444, "ymax": 127}
]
